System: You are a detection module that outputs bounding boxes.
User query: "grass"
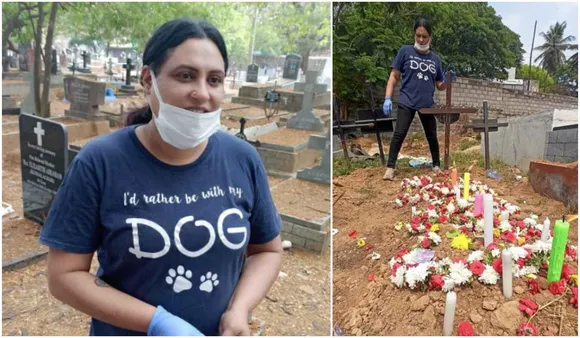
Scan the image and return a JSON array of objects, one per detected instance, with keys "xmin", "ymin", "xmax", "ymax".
[{"xmin": 459, "ymin": 139, "xmax": 480, "ymax": 151}]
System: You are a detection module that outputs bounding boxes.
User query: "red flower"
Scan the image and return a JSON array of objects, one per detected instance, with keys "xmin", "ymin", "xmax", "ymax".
[
  {"xmin": 368, "ymin": 274, "xmax": 376, "ymax": 281},
  {"xmin": 452, "ymin": 258, "xmax": 467, "ymax": 264},
  {"xmin": 348, "ymin": 230, "xmax": 358, "ymax": 238},
  {"xmin": 493, "ymin": 216, "xmax": 500, "ymax": 226},
  {"xmin": 438, "ymin": 215, "xmax": 448, "ymax": 223},
  {"xmin": 517, "ymin": 322, "xmax": 538, "ymax": 336},
  {"xmin": 524, "ymin": 248, "xmax": 532, "ymax": 259},
  {"xmin": 425, "ymin": 221, "xmax": 432, "ymax": 230},
  {"xmin": 527, "ymin": 278, "xmax": 540, "ymax": 295},
  {"xmin": 492, "ymin": 258, "xmax": 503, "ymax": 274},
  {"xmin": 459, "ymin": 215, "xmax": 468, "ymax": 224},
  {"xmin": 469, "ymin": 261, "xmax": 485, "ymax": 275},
  {"xmin": 412, "ymin": 215, "xmax": 422, "ymax": 224},
  {"xmin": 459, "ymin": 227, "xmax": 469, "ymax": 235},
  {"xmin": 411, "ymin": 223, "xmax": 419, "ymax": 232},
  {"xmin": 516, "ymin": 220, "xmax": 526, "ymax": 229},
  {"xmin": 365, "ymin": 244, "xmax": 374, "ymax": 251},
  {"xmin": 565, "ymin": 245, "xmax": 577, "ymax": 260},
  {"xmin": 501, "ymin": 231, "xmax": 518, "ymax": 243},
  {"xmin": 561, "ymin": 264, "xmax": 573, "ymax": 281},
  {"xmin": 421, "ymin": 177, "xmax": 430, "ymax": 186},
  {"xmin": 458, "ymin": 322, "xmax": 475, "ymax": 336},
  {"xmin": 391, "ymin": 262, "xmax": 402, "ymax": 276},
  {"xmin": 549, "ymin": 279, "xmax": 567, "ymax": 295},
  {"xmin": 518, "ymin": 298, "xmax": 538, "ymax": 316},
  {"xmin": 570, "ymin": 286, "xmax": 578, "ymax": 309},
  {"xmin": 516, "ymin": 258, "xmax": 526, "ymax": 268},
  {"xmin": 429, "ymin": 274, "xmax": 444, "ymax": 290},
  {"xmin": 486, "ymin": 242, "xmax": 498, "ymax": 251},
  {"xmin": 427, "ymin": 204, "xmax": 435, "ymax": 210},
  {"xmin": 422, "ymin": 237, "xmax": 431, "ymax": 248}
]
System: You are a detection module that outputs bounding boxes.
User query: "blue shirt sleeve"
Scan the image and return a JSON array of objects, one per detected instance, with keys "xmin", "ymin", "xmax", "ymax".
[
  {"xmin": 39, "ymin": 156, "xmax": 102, "ymax": 253},
  {"xmin": 435, "ymin": 58, "xmax": 444, "ymax": 82},
  {"xmin": 391, "ymin": 46, "xmax": 406, "ymax": 71},
  {"xmin": 248, "ymin": 156, "xmax": 281, "ymax": 245}
]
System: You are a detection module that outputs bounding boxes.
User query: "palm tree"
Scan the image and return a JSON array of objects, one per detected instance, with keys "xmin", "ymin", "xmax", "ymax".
[
  {"xmin": 534, "ymin": 21, "xmax": 576, "ymax": 74},
  {"xmin": 568, "ymin": 43, "xmax": 577, "ymax": 69}
]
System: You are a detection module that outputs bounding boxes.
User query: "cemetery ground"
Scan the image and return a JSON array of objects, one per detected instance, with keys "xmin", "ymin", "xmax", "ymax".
[
  {"xmin": 2, "ymin": 94, "xmax": 330, "ymax": 335},
  {"xmin": 332, "ymin": 132, "xmax": 578, "ymax": 336}
]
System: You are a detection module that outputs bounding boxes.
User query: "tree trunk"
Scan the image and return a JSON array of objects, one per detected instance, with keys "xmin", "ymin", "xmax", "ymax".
[
  {"xmin": 33, "ymin": 2, "xmax": 45, "ymax": 116},
  {"xmin": 40, "ymin": 2, "xmax": 58, "ymax": 118}
]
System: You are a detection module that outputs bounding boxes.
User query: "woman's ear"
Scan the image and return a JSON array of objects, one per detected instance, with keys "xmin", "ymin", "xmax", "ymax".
[{"xmin": 141, "ymin": 66, "xmax": 152, "ymax": 94}]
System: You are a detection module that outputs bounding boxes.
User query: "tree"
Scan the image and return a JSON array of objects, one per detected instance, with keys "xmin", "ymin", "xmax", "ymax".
[
  {"xmin": 2, "ymin": 2, "xmax": 36, "ymax": 70},
  {"xmin": 534, "ymin": 21, "xmax": 576, "ymax": 75},
  {"xmin": 516, "ymin": 65, "xmax": 555, "ymax": 92}
]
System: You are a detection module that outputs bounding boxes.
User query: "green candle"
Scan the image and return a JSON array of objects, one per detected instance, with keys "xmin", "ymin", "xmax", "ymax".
[{"xmin": 547, "ymin": 219, "xmax": 570, "ymax": 283}]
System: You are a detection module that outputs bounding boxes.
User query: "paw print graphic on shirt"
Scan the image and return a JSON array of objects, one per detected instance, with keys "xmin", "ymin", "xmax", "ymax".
[
  {"xmin": 199, "ymin": 272, "xmax": 219, "ymax": 293},
  {"xmin": 417, "ymin": 73, "xmax": 424, "ymax": 80},
  {"xmin": 166, "ymin": 265, "xmax": 193, "ymax": 293}
]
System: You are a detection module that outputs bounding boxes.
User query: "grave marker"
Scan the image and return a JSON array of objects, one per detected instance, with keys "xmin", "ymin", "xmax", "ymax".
[
  {"xmin": 51, "ymin": 49, "xmax": 58, "ymax": 75},
  {"xmin": 119, "ymin": 58, "xmax": 137, "ymax": 95},
  {"xmin": 64, "ymin": 76, "xmax": 106, "ymax": 120},
  {"xmin": 297, "ymin": 130, "xmax": 331, "ymax": 184},
  {"xmin": 282, "ymin": 53, "xmax": 301, "ymax": 80},
  {"xmin": 246, "ymin": 64, "xmax": 258, "ymax": 83},
  {"xmin": 19, "ymin": 113, "xmax": 68, "ymax": 224},
  {"xmin": 287, "ymin": 70, "xmax": 326, "ymax": 131}
]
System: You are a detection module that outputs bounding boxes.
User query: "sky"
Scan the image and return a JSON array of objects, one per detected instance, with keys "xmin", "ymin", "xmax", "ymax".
[{"xmin": 489, "ymin": 1, "xmax": 578, "ymax": 67}]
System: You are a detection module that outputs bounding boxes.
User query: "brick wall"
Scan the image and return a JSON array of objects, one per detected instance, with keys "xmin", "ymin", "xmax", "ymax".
[
  {"xmin": 280, "ymin": 217, "xmax": 330, "ymax": 254},
  {"xmin": 544, "ymin": 126, "xmax": 578, "ymax": 163}
]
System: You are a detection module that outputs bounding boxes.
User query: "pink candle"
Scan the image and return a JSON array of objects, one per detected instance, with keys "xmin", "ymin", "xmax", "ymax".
[{"xmin": 473, "ymin": 193, "xmax": 483, "ymax": 217}]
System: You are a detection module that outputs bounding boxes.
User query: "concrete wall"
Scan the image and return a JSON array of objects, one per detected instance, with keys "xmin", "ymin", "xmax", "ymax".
[
  {"xmin": 280, "ymin": 216, "xmax": 330, "ymax": 254},
  {"xmin": 544, "ymin": 127, "xmax": 578, "ymax": 163},
  {"xmin": 481, "ymin": 111, "xmax": 554, "ymax": 171},
  {"xmin": 529, "ymin": 160, "xmax": 578, "ymax": 212},
  {"xmin": 256, "ymin": 147, "xmax": 319, "ymax": 176}
]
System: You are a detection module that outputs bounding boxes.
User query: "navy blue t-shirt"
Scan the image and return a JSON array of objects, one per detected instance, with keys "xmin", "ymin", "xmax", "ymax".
[
  {"xmin": 392, "ymin": 45, "xmax": 444, "ymax": 110},
  {"xmin": 39, "ymin": 126, "xmax": 281, "ymax": 336}
]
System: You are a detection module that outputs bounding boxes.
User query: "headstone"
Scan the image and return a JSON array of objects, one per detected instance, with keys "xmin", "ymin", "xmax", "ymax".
[
  {"xmin": 51, "ymin": 49, "xmax": 58, "ymax": 75},
  {"xmin": 287, "ymin": 70, "xmax": 326, "ymax": 131},
  {"xmin": 296, "ymin": 131, "xmax": 331, "ymax": 185},
  {"xmin": 19, "ymin": 113, "xmax": 68, "ymax": 224},
  {"xmin": 118, "ymin": 58, "xmax": 137, "ymax": 95},
  {"xmin": 63, "ymin": 76, "xmax": 106, "ymax": 119},
  {"xmin": 78, "ymin": 51, "xmax": 91, "ymax": 73},
  {"xmin": 246, "ymin": 64, "xmax": 258, "ymax": 83},
  {"xmin": 282, "ymin": 53, "xmax": 301, "ymax": 80}
]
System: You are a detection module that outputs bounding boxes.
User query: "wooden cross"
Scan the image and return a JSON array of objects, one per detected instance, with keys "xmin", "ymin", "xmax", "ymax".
[
  {"xmin": 463, "ymin": 101, "xmax": 508, "ymax": 171},
  {"xmin": 419, "ymin": 72, "xmax": 477, "ymax": 170}
]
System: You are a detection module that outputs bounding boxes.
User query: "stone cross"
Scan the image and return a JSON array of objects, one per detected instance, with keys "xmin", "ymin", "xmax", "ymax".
[
  {"xmin": 419, "ymin": 72, "xmax": 478, "ymax": 169},
  {"xmin": 464, "ymin": 101, "xmax": 508, "ymax": 171},
  {"xmin": 287, "ymin": 70, "xmax": 327, "ymax": 131},
  {"xmin": 122, "ymin": 58, "xmax": 135, "ymax": 86},
  {"xmin": 107, "ymin": 58, "xmax": 113, "ymax": 74},
  {"xmin": 81, "ymin": 51, "xmax": 89, "ymax": 69}
]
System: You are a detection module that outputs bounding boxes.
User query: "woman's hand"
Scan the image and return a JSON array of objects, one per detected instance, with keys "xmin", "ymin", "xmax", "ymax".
[
  {"xmin": 383, "ymin": 97, "xmax": 392, "ymax": 116},
  {"xmin": 443, "ymin": 70, "xmax": 457, "ymax": 84},
  {"xmin": 148, "ymin": 306, "xmax": 204, "ymax": 336},
  {"xmin": 219, "ymin": 307, "xmax": 250, "ymax": 336}
]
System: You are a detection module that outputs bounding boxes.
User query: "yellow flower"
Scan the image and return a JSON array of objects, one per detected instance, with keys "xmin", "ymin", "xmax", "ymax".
[
  {"xmin": 493, "ymin": 228, "xmax": 500, "ymax": 238},
  {"xmin": 570, "ymin": 275, "xmax": 578, "ymax": 286},
  {"xmin": 395, "ymin": 222, "xmax": 403, "ymax": 231},
  {"xmin": 451, "ymin": 233, "xmax": 472, "ymax": 250},
  {"xmin": 357, "ymin": 238, "xmax": 366, "ymax": 248},
  {"xmin": 431, "ymin": 224, "xmax": 440, "ymax": 232},
  {"xmin": 518, "ymin": 237, "xmax": 526, "ymax": 245}
]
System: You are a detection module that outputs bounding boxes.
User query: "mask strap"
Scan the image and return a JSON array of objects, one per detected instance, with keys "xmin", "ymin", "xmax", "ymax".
[{"xmin": 150, "ymin": 71, "xmax": 164, "ymax": 105}]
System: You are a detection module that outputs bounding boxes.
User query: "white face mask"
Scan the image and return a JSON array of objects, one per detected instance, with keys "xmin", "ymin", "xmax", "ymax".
[
  {"xmin": 148, "ymin": 71, "xmax": 221, "ymax": 150},
  {"xmin": 414, "ymin": 38, "xmax": 431, "ymax": 52}
]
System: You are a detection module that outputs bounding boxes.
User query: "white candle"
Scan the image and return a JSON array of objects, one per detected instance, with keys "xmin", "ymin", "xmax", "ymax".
[
  {"xmin": 443, "ymin": 291, "xmax": 457, "ymax": 336},
  {"xmin": 541, "ymin": 217, "xmax": 550, "ymax": 241},
  {"xmin": 455, "ymin": 185, "xmax": 461, "ymax": 201},
  {"xmin": 483, "ymin": 194, "xmax": 494, "ymax": 247},
  {"xmin": 502, "ymin": 249, "xmax": 513, "ymax": 299},
  {"xmin": 412, "ymin": 206, "xmax": 417, "ymax": 215}
]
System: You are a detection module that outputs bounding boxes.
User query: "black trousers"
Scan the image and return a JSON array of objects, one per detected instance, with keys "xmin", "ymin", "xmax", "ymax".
[{"xmin": 387, "ymin": 104, "xmax": 440, "ymax": 168}]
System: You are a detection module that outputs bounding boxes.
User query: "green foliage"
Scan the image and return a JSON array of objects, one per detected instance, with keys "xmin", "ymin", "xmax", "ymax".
[
  {"xmin": 534, "ymin": 21, "xmax": 576, "ymax": 75},
  {"xmin": 516, "ymin": 65, "xmax": 556, "ymax": 92},
  {"xmin": 333, "ymin": 2, "xmax": 524, "ymax": 110}
]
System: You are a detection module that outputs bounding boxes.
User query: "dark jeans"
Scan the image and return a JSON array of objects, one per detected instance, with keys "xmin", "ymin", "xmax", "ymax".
[{"xmin": 387, "ymin": 104, "xmax": 440, "ymax": 168}]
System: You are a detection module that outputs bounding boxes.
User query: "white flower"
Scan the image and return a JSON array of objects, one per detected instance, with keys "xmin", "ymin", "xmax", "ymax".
[
  {"xmin": 442, "ymin": 276, "xmax": 456, "ymax": 292},
  {"xmin": 428, "ymin": 232, "xmax": 442, "ymax": 245},
  {"xmin": 403, "ymin": 249, "xmax": 420, "ymax": 265},
  {"xmin": 471, "ymin": 185, "xmax": 477, "ymax": 192},
  {"xmin": 526, "ymin": 240, "xmax": 552, "ymax": 254},
  {"xmin": 467, "ymin": 250, "xmax": 484, "ymax": 263},
  {"xmin": 507, "ymin": 204, "xmax": 520, "ymax": 214},
  {"xmin": 491, "ymin": 249, "xmax": 501, "ymax": 258},
  {"xmin": 395, "ymin": 199, "xmax": 403, "ymax": 208},
  {"xmin": 514, "ymin": 265, "xmax": 539, "ymax": 278},
  {"xmin": 457, "ymin": 199, "xmax": 469, "ymax": 209},
  {"xmin": 474, "ymin": 219, "xmax": 484, "ymax": 233},
  {"xmin": 447, "ymin": 203, "xmax": 456, "ymax": 215},
  {"xmin": 464, "ymin": 210, "xmax": 474, "ymax": 218},
  {"xmin": 478, "ymin": 265, "xmax": 499, "ymax": 284},
  {"xmin": 390, "ymin": 265, "xmax": 406, "ymax": 287},
  {"xmin": 441, "ymin": 187, "xmax": 450, "ymax": 196},
  {"xmin": 428, "ymin": 209, "xmax": 438, "ymax": 218},
  {"xmin": 499, "ymin": 220, "xmax": 512, "ymax": 232},
  {"xmin": 422, "ymin": 193, "xmax": 430, "ymax": 201},
  {"xmin": 507, "ymin": 246, "xmax": 529, "ymax": 261},
  {"xmin": 449, "ymin": 262, "xmax": 472, "ymax": 285},
  {"xmin": 388, "ymin": 257, "xmax": 397, "ymax": 268},
  {"xmin": 405, "ymin": 263, "xmax": 430, "ymax": 289}
]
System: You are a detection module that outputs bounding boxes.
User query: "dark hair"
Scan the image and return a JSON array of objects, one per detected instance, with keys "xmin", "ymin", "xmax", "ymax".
[
  {"xmin": 414, "ymin": 18, "xmax": 432, "ymax": 37},
  {"xmin": 125, "ymin": 18, "xmax": 229, "ymax": 126}
]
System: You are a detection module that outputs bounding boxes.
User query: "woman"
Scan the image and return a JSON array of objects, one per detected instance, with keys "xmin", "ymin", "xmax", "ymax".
[
  {"xmin": 382, "ymin": 18, "xmax": 455, "ymax": 180},
  {"xmin": 40, "ymin": 18, "xmax": 283, "ymax": 336}
]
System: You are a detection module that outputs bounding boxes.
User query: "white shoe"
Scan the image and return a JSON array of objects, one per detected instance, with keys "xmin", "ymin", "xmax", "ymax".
[
  {"xmin": 432, "ymin": 166, "xmax": 441, "ymax": 174},
  {"xmin": 383, "ymin": 168, "xmax": 394, "ymax": 180}
]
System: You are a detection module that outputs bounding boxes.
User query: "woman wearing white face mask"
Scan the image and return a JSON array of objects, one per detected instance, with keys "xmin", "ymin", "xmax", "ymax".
[
  {"xmin": 381, "ymin": 18, "xmax": 456, "ymax": 180},
  {"xmin": 40, "ymin": 18, "xmax": 283, "ymax": 336}
]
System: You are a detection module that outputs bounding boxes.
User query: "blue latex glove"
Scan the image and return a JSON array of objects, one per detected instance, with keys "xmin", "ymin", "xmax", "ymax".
[
  {"xmin": 148, "ymin": 306, "xmax": 204, "ymax": 336},
  {"xmin": 442, "ymin": 70, "xmax": 457, "ymax": 85},
  {"xmin": 383, "ymin": 97, "xmax": 392, "ymax": 116}
]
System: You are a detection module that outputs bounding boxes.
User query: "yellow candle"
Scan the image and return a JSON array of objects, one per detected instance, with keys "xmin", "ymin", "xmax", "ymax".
[{"xmin": 463, "ymin": 173, "xmax": 470, "ymax": 199}]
